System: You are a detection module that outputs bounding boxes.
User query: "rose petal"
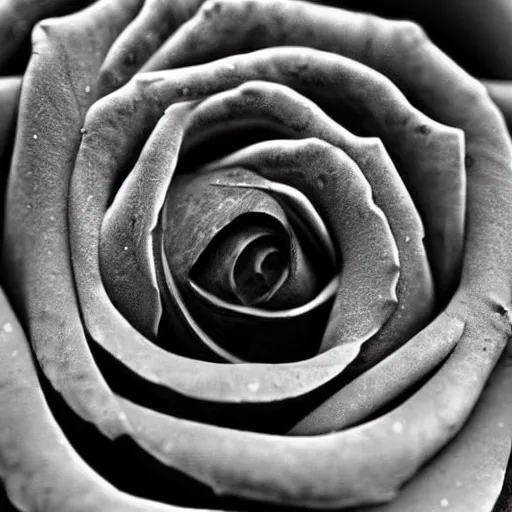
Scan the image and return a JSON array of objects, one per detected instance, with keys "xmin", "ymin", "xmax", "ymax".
[
  {"xmin": 289, "ymin": 310, "xmax": 464, "ymax": 434},
  {"xmin": 0, "ymin": 0, "xmax": 96, "ymax": 70},
  {"xmin": 3, "ymin": 0, "xmax": 144, "ymax": 437},
  {"xmin": 0, "ymin": 288, "xmax": 214, "ymax": 512},
  {"xmin": 354, "ymin": 340, "xmax": 512, "ymax": 512},
  {"xmin": 483, "ymin": 79, "xmax": 512, "ymax": 129},
  {"xmin": 97, "ymin": 0, "xmax": 206, "ymax": 96},
  {"xmin": 99, "ymin": 101, "xmax": 192, "ymax": 341}
]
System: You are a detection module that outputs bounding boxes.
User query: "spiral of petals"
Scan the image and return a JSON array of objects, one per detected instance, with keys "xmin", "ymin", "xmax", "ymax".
[{"xmin": 0, "ymin": 1, "xmax": 511, "ymax": 511}]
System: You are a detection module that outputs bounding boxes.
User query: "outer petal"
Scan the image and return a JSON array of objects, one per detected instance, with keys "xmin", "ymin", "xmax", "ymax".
[
  {"xmin": 0, "ymin": 287, "xmax": 216, "ymax": 512},
  {"xmin": 0, "ymin": 0, "xmax": 95, "ymax": 71},
  {"xmin": 3, "ymin": 0, "xmax": 143, "ymax": 437}
]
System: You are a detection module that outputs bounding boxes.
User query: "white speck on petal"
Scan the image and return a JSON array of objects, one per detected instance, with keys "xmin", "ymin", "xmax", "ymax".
[
  {"xmin": 163, "ymin": 441, "xmax": 175, "ymax": 453},
  {"xmin": 85, "ymin": 85, "xmax": 91, "ymax": 93},
  {"xmin": 33, "ymin": 134, "xmax": 38, "ymax": 140},
  {"xmin": 440, "ymin": 498, "xmax": 449, "ymax": 508},
  {"xmin": 49, "ymin": 215, "xmax": 55, "ymax": 221},
  {"xmin": 392, "ymin": 421, "xmax": 403, "ymax": 434},
  {"xmin": 47, "ymin": 250, "xmax": 52, "ymax": 255},
  {"xmin": 248, "ymin": 381, "xmax": 260, "ymax": 392},
  {"xmin": 3, "ymin": 323, "xmax": 13, "ymax": 333},
  {"xmin": 11, "ymin": 350, "xmax": 18, "ymax": 358},
  {"xmin": 226, "ymin": 63, "xmax": 236, "ymax": 71},
  {"xmin": 124, "ymin": 246, "xmax": 129, "ymax": 251},
  {"xmin": 405, "ymin": 236, "xmax": 410, "ymax": 242},
  {"xmin": 87, "ymin": 195, "xmax": 93, "ymax": 202},
  {"xmin": 181, "ymin": 87, "xmax": 189, "ymax": 95},
  {"xmin": 498, "ymin": 422, "xmax": 505, "ymax": 428},
  {"xmin": 119, "ymin": 412, "xmax": 128, "ymax": 422}
]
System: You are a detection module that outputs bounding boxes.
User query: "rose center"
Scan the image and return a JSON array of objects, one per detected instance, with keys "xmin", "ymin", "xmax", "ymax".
[{"xmin": 233, "ymin": 235, "xmax": 289, "ymax": 306}]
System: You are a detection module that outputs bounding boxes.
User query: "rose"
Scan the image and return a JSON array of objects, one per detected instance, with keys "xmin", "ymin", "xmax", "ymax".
[
  {"xmin": 0, "ymin": 1, "xmax": 510, "ymax": 512},
  {"xmin": 1, "ymin": 1, "xmax": 512, "ymax": 512}
]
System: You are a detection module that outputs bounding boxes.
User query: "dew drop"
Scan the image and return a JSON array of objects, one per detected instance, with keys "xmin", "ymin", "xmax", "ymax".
[
  {"xmin": 164, "ymin": 441, "xmax": 175, "ymax": 453},
  {"xmin": 248, "ymin": 381, "xmax": 260, "ymax": 392},
  {"xmin": 124, "ymin": 246, "xmax": 129, "ymax": 251},
  {"xmin": 33, "ymin": 134, "xmax": 38, "ymax": 140},
  {"xmin": 84, "ymin": 85, "xmax": 91, "ymax": 94},
  {"xmin": 3, "ymin": 323, "xmax": 13, "ymax": 333},
  {"xmin": 317, "ymin": 175, "xmax": 327, "ymax": 190},
  {"xmin": 392, "ymin": 421, "xmax": 403, "ymax": 434}
]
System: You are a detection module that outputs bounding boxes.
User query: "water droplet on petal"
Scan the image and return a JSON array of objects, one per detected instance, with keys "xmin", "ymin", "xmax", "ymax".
[
  {"xmin": 84, "ymin": 85, "xmax": 91, "ymax": 94},
  {"xmin": 33, "ymin": 134, "xmax": 38, "ymax": 140},
  {"xmin": 392, "ymin": 421, "xmax": 403, "ymax": 434},
  {"xmin": 3, "ymin": 323, "xmax": 13, "ymax": 333},
  {"xmin": 248, "ymin": 381, "xmax": 260, "ymax": 392}
]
